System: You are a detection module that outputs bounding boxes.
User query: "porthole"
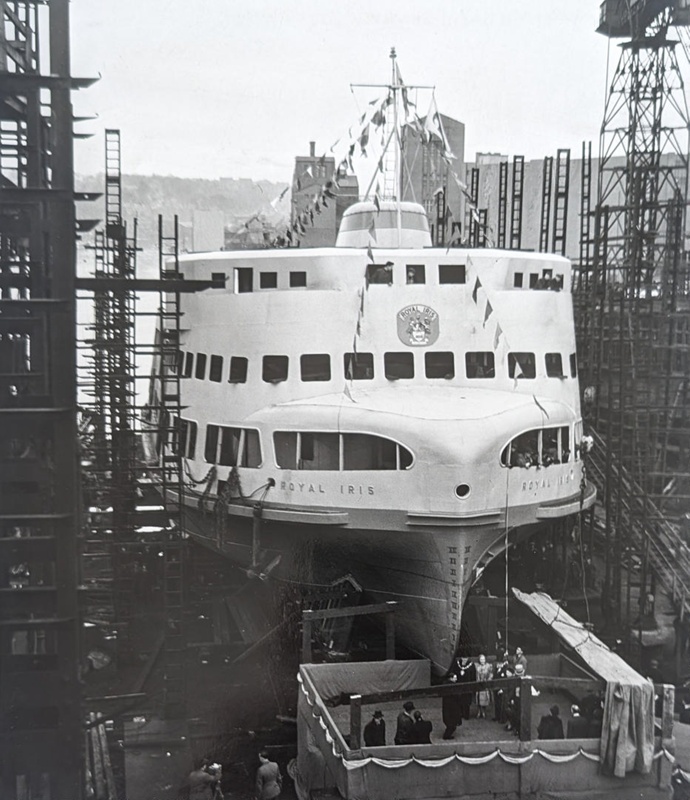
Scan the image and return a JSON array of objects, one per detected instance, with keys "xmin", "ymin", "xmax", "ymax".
[{"xmin": 455, "ymin": 483, "xmax": 471, "ymax": 499}]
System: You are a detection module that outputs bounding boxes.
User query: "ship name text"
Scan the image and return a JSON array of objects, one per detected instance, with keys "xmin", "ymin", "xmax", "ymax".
[{"xmin": 279, "ymin": 480, "xmax": 375, "ymax": 496}]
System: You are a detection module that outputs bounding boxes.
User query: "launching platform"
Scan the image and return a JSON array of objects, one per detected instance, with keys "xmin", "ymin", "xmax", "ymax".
[{"xmin": 292, "ymin": 593, "xmax": 675, "ymax": 800}]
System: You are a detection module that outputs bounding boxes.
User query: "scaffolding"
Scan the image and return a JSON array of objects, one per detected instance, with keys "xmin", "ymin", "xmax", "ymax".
[
  {"xmin": 579, "ymin": 1, "xmax": 690, "ymax": 635},
  {"xmin": 0, "ymin": 1, "xmax": 94, "ymax": 796}
]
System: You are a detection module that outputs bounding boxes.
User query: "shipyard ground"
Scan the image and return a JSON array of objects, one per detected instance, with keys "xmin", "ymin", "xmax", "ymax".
[{"xmin": 83, "ymin": 536, "xmax": 690, "ymax": 799}]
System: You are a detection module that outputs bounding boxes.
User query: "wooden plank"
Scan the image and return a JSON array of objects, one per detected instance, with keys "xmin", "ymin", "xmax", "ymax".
[
  {"xmin": 97, "ymin": 723, "xmax": 117, "ymax": 800},
  {"xmin": 303, "ymin": 601, "xmax": 397, "ymax": 622},
  {"xmin": 350, "ymin": 695, "xmax": 362, "ymax": 750}
]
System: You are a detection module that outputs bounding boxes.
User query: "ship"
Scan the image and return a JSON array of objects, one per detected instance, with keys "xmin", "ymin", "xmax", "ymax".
[{"xmin": 144, "ymin": 59, "xmax": 596, "ymax": 674}]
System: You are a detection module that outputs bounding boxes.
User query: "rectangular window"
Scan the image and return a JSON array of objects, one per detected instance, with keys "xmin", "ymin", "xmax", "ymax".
[
  {"xmin": 195, "ymin": 353, "xmax": 207, "ymax": 380},
  {"xmin": 187, "ymin": 421, "xmax": 197, "ymax": 459},
  {"xmin": 209, "ymin": 355, "xmax": 223, "ymax": 382},
  {"xmin": 425, "ymin": 351, "xmax": 455, "ymax": 379},
  {"xmin": 235, "ymin": 267, "xmax": 253, "ymax": 293},
  {"xmin": 219, "ymin": 427, "xmax": 241, "ymax": 466},
  {"xmin": 176, "ymin": 350, "xmax": 184, "ymax": 373},
  {"xmin": 465, "ymin": 352, "xmax": 495, "ymax": 378},
  {"xmin": 183, "ymin": 352, "xmax": 194, "ymax": 378},
  {"xmin": 406, "ymin": 264, "xmax": 425, "ymax": 284},
  {"xmin": 301, "ymin": 354, "xmax": 331, "ymax": 382},
  {"xmin": 570, "ymin": 353, "xmax": 578, "ymax": 378},
  {"xmin": 384, "ymin": 352, "xmax": 414, "ymax": 380},
  {"xmin": 263, "ymin": 355, "xmax": 289, "ymax": 383},
  {"xmin": 290, "ymin": 271, "xmax": 307, "ymax": 288},
  {"xmin": 211, "ymin": 272, "xmax": 226, "ymax": 286},
  {"xmin": 229, "ymin": 356, "xmax": 248, "ymax": 383},
  {"xmin": 344, "ymin": 352, "xmax": 374, "ymax": 380},
  {"xmin": 175, "ymin": 418, "xmax": 197, "ymax": 459},
  {"xmin": 529, "ymin": 273, "xmax": 539, "ymax": 289},
  {"xmin": 508, "ymin": 352, "xmax": 536, "ymax": 379},
  {"xmin": 513, "ymin": 272, "xmax": 523, "ymax": 288},
  {"xmin": 260, "ymin": 271, "xmax": 277, "ymax": 289},
  {"xmin": 274, "ymin": 431, "xmax": 297, "ymax": 469},
  {"xmin": 439, "ymin": 264, "xmax": 466, "ymax": 284},
  {"xmin": 545, "ymin": 353, "xmax": 564, "ymax": 378},
  {"xmin": 366, "ymin": 263, "xmax": 393, "ymax": 285},
  {"xmin": 243, "ymin": 429, "xmax": 262, "ymax": 467},
  {"xmin": 342, "ymin": 434, "xmax": 396, "ymax": 470},
  {"xmin": 299, "ymin": 432, "xmax": 339, "ymax": 470},
  {"xmin": 205, "ymin": 424, "xmax": 220, "ymax": 463}
]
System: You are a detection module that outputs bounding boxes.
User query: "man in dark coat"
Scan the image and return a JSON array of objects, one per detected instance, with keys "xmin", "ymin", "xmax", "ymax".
[
  {"xmin": 454, "ymin": 656, "xmax": 477, "ymax": 720},
  {"xmin": 442, "ymin": 673, "xmax": 462, "ymax": 739},
  {"xmin": 566, "ymin": 704, "xmax": 589, "ymax": 739},
  {"xmin": 411, "ymin": 710, "xmax": 433, "ymax": 744},
  {"xmin": 363, "ymin": 709, "xmax": 386, "ymax": 747},
  {"xmin": 493, "ymin": 653, "xmax": 511, "ymax": 723},
  {"xmin": 394, "ymin": 701, "xmax": 416, "ymax": 745},
  {"xmin": 537, "ymin": 704, "xmax": 564, "ymax": 740}
]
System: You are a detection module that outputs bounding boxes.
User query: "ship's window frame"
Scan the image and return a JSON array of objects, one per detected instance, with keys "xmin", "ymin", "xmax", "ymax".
[
  {"xmin": 545, "ymin": 352, "xmax": 564, "ymax": 378},
  {"xmin": 508, "ymin": 352, "xmax": 536, "ymax": 379},
  {"xmin": 500, "ymin": 425, "xmax": 571, "ymax": 468},
  {"xmin": 228, "ymin": 356, "xmax": 248, "ymax": 384},
  {"xmin": 529, "ymin": 273, "xmax": 539, "ymax": 289},
  {"xmin": 344, "ymin": 352, "xmax": 374, "ymax": 380},
  {"xmin": 384, "ymin": 351, "xmax": 414, "ymax": 380},
  {"xmin": 406, "ymin": 264, "xmax": 425, "ymax": 284},
  {"xmin": 466, "ymin": 351, "xmax": 495, "ymax": 379},
  {"xmin": 570, "ymin": 353, "xmax": 578, "ymax": 378},
  {"xmin": 366, "ymin": 263, "xmax": 393, "ymax": 285},
  {"xmin": 176, "ymin": 350, "xmax": 184, "ymax": 373},
  {"xmin": 204, "ymin": 424, "xmax": 220, "ymax": 463},
  {"xmin": 438, "ymin": 264, "xmax": 466, "ymax": 284},
  {"xmin": 263, "ymin": 355, "xmax": 289, "ymax": 383},
  {"xmin": 195, "ymin": 353, "xmax": 207, "ymax": 380},
  {"xmin": 209, "ymin": 354, "xmax": 223, "ymax": 382},
  {"xmin": 235, "ymin": 267, "xmax": 253, "ymax": 293},
  {"xmin": 175, "ymin": 417, "xmax": 197, "ymax": 459},
  {"xmin": 290, "ymin": 271, "xmax": 307, "ymax": 288},
  {"xmin": 260, "ymin": 271, "xmax": 278, "ymax": 289},
  {"xmin": 513, "ymin": 272, "xmax": 524, "ymax": 288},
  {"xmin": 300, "ymin": 353, "xmax": 331, "ymax": 382},
  {"xmin": 273, "ymin": 430, "xmax": 414, "ymax": 471},
  {"xmin": 424, "ymin": 351, "xmax": 455, "ymax": 379},
  {"xmin": 182, "ymin": 352, "xmax": 194, "ymax": 378}
]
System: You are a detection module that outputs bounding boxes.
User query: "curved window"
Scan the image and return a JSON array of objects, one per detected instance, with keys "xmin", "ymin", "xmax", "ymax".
[
  {"xmin": 273, "ymin": 431, "xmax": 414, "ymax": 471},
  {"xmin": 501, "ymin": 425, "xmax": 571, "ymax": 468}
]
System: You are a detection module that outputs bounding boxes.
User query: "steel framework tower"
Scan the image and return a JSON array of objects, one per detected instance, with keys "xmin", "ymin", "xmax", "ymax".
[
  {"xmin": 583, "ymin": 0, "xmax": 690, "ymax": 632},
  {"xmin": 0, "ymin": 1, "xmax": 95, "ymax": 796}
]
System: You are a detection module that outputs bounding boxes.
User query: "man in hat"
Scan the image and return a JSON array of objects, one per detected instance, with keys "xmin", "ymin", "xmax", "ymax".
[
  {"xmin": 537, "ymin": 704, "xmax": 564, "ymax": 740},
  {"xmin": 411, "ymin": 710, "xmax": 433, "ymax": 744},
  {"xmin": 394, "ymin": 700, "xmax": 416, "ymax": 745},
  {"xmin": 363, "ymin": 709, "xmax": 386, "ymax": 747}
]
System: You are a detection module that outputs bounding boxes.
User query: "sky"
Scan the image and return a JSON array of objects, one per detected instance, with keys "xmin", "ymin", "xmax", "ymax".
[{"xmin": 69, "ymin": 1, "xmax": 614, "ymax": 183}]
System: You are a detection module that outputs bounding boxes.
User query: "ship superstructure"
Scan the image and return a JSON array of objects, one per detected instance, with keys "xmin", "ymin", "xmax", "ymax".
[{"xmin": 146, "ymin": 195, "xmax": 595, "ymax": 671}]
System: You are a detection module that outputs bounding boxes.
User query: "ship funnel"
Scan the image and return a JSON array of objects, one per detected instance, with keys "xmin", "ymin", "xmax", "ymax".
[{"xmin": 336, "ymin": 200, "xmax": 432, "ymax": 248}]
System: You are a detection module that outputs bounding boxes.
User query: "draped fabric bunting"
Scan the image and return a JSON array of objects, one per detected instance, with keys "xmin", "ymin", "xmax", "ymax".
[{"xmin": 297, "ymin": 674, "xmax": 674, "ymax": 775}]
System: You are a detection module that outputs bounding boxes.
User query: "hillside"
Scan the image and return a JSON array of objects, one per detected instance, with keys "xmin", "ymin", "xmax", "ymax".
[{"xmin": 76, "ymin": 174, "xmax": 290, "ymax": 248}]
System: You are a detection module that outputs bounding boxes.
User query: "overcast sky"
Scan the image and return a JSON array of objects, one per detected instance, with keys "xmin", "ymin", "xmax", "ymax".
[{"xmin": 70, "ymin": 1, "xmax": 614, "ymax": 182}]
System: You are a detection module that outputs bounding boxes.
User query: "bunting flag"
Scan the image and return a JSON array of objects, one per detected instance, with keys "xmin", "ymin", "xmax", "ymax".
[
  {"xmin": 374, "ymin": 193, "xmax": 381, "ymax": 213},
  {"xmin": 422, "ymin": 97, "xmax": 455, "ymax": 160},
  {"xmin": 483, "ymin": 300, "xmax": 493, "ymax": 326},
  {"xmin": 359, "ymin": 125, "xmax": 370, "ymax": 156},
  {"xmin": 493, "ymin": 322, "xmax": 503, "ymax": 351},
  {"xmin": 533, "ymin": 394, "xmax": 550, "ymax": 418},
  {"xmin": 343, "ymin": 381, "xmax": 355, "ymax": 403},
  {"xmin": 472, "ymin": 277, "xmax": 481, "ymax": 304},
  {"xmin": 366, "ymin": 243, "xmax": 374, "ymax": 263},
  {"xmin": 368, "ymin": 217, "xmax": 377, "ymax": 242},
  {"xmin": 352, "ymin": 334, "xmax": 358, "ymax": 354},
  {"xmin": 303, "ymin": 165, "xmax": 314, "ymax": 178}
]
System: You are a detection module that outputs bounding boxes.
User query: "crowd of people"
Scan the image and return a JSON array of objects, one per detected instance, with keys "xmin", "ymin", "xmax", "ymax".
[{"xmin": 362, "ymin": 647, "xmax": 605, "ymax": 747}]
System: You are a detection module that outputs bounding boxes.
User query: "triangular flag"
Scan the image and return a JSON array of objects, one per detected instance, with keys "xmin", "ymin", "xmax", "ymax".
[
  {"xmin": 366, "ymin": 243, "xmax": 374, "ymax": 263},
  {"xmin": 472, "ymin": 277, "xmax": 481, "ymax": 304},
  {"xmin": 343, "ymin": 382, "xmax": 355, "ymax": 403},
  {"xmin": 483, "ymin": 300, "xmax": 493, "ymax": 326},
  {"xmin": 493, "ymin": 322, "xmax": 502, "ymax": 351}
]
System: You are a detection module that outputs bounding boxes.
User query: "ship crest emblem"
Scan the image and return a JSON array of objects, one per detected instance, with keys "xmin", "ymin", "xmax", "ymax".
[{"xmin": 397, "ymin": 304, "xmax": 440, "ymax": 347}]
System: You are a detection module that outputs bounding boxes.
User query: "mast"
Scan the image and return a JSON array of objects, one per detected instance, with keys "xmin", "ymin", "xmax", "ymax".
[{"xmin": 390, "ymin": 47, "xmax": 402, "ymax": 247}]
